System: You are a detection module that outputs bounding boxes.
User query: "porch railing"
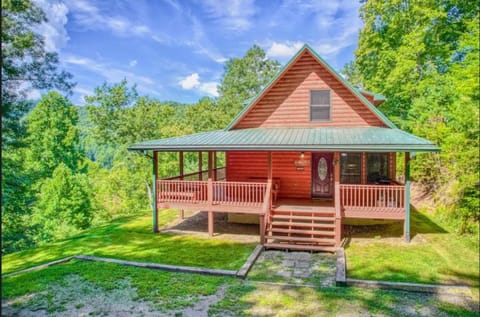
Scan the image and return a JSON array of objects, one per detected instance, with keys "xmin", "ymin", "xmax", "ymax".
[
  {"xmin": 339, "ymin": 184, "xmax": 405, "ymax": 213},
  {"xmin": 163, "ymin": 167, "xmax": 226, "ymax": 181},
  {"xmin": 157, "ymin": 179, "xmax": 267, "ymax": 209}
]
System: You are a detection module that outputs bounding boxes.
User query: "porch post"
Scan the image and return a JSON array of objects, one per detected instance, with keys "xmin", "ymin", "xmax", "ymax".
[
  {"xmin": 152, "ymin": 151, "xmax": 159, "ymax": 233},
  {"xmin": 334, "ymin": 152, "xmax": 342, "ymax": 247},
  {"xmin": 179, "ymin": 151, "xmax": 184, "ymax": 180},
  {"xmin": 267, "ymin": 151, "xmax": 272, "ymax": 181},
  {"xmin": 261, "ymin": 151, "xmax": 272, "ymax": 244},
  {"xmin": 198, "ymin": 152, "xmax": 203, "ymax": 180},
  {"xmin": 213, "ymin": 151, "xmax": 217, "ymax": 180},
  {"xmin": 207, "ymin": 151, "xmax": 214, "ymax": 237},
  {"xmin": 404, "ymin": 152, "xmax": 411, "ymax": 242}
]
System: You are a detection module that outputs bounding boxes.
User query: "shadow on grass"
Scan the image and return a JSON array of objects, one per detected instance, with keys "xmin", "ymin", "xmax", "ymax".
[
  {"xmin": 166, "ymin": 211, "xmax": 260, "ymax": 237},
  {"xmin": 211, "ymin": 282, "xmax": 478, "ymax": 316},
  {"xmin": 343, "ymin": 205, "xmax": 448, "ymax": 243}
]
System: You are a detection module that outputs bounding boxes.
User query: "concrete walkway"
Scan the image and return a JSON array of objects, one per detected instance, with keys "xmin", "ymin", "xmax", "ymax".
[{"xmin": 247, "ymin": 250, "xmax": 336, "ymax": 287}]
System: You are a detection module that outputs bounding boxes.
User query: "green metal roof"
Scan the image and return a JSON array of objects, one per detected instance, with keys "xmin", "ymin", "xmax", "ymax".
[
  {"xmin": 128, "ymin": 127, "xmax": 440, "ymax": 152},
  {"xmin": 225, "ymin": 44, "xmax": 396, "ymax": 130},
  {"xmin": 357, "ymin": 88, "xmax": 386, "ymax": 101}
]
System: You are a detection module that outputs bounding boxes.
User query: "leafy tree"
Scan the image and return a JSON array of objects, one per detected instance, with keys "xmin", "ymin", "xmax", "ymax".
[
  {"xmin": 218, "ymin": 45, "xmax": 280, "ymax": 119},
  {"xmin": 24, "ymin": 92, "xmax": 83, "ymax": 181},
  {"xmin": 350, "ymin": 0, "xmax": 479, "ymax": 232},
  {"xmin": 1, "ymin": 0, "xmax": 74, "ymax": 253},
  {"xmin": 33, "ymin": 163, "xmax": 93, "ymax": 243},
  {"xmin": 84, "ymin": 79, "xmax": 138, "ymax": 148},
  {"xmin": 2, "ymin": 0, "xmax": 74, "ymax": 147}
]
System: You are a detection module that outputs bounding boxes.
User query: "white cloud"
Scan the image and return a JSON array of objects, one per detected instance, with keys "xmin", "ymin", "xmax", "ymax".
[
  {"xmin": 201, "ymin": 0, "xmax": 255, "ymax": 31},
  {"xmin": 66, "ymin": 0, "xmax": 159, "ymax": 41},
  {"xmin": 179, "ymin": 73, "xmax": 200, "ymax": 90},
  {"xmin": 188, "ymin": 16, "xmax": 227, "ymax": 63},
  {"xmin": 178, "ymin": 73, "xmax": 219, "ymax": 97},
  {"xmin": 266, "ymin": 41, "xmax": 304, "ymax": 58},
  {"xmin": 199, "ymin": 82, "xmax": 219, "ymax": 97},
  {"xmin": 63, "ymin": 54, "xmax": 158, "ymax": 93},
  {"xmin": 27, "ymin": 88, "xmax": 42, "ymax": 100},
  {"xmin": 33, "ymin": 0, "xmax": 69, "ymax": 52},
  {"xmin": 129, "ymin": 60, "xmax": 138, "ymax": 67}
]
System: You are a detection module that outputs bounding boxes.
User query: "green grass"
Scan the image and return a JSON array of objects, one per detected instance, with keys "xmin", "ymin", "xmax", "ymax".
[
  {"xmin": 2, "ymin": 211, "xmax": 256, "ymax": 274},
  {"xmin": 4, "ymin": 260, "xmax": 475, "ymax": 316},
  {"xmin": 2, "ymin": 259, "xmax": 231, "ymax": 313},
  {"xmin": 345, "ymin": 209, "xmax": 479, "ymax": 288},
  {"xmin": 210, "ymin": 281, "xmax": 478, "ymax": 316}
]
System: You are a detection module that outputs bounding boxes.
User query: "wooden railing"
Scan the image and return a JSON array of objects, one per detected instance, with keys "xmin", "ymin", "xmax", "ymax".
[
  {"xmin": 157, "ymin": 179, "xmax": 268, "ymax": 211},
  {"xmin": 340, "ymin": 184, "xmax": 405, "ymax": 213},
  {"xmin": 157, "ymin": 180, "xmax": 208, "ymax": 204},
  {"xmin": 211, "ymin": 181, "xmax": 266, "ymax": 207},
  {"xmin": 163, "ymin": 167, "xmax": 226, "ymax": 181}
]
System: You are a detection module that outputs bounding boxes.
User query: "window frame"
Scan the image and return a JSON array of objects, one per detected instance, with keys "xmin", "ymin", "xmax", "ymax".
[
  {"xmin": 310, "ymin": 89, "xmax": 331, "ymax": 122},
  {"xmin": 340, "ymin": 152, "xmax": 362, "ymax": 184},
  {"xmin": 366, "ymin": 153, "xmax": 391, "ymax": 184}
]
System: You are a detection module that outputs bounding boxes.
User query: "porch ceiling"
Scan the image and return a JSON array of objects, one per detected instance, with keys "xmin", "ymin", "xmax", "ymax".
[{"xmin": 128, "ymin": 127, "xmax": 439, "ymax": 152}]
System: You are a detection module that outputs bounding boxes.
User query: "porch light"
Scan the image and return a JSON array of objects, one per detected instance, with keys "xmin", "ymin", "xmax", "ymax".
[{"xmin": 300, "ymin": 152, "xmax": 305, "ymax": 159}]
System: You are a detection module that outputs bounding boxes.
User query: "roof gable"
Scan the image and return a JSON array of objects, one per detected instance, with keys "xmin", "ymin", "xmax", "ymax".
[{"xmin": 225, "ymin": 44, "xmax": 396, "ymax": 130}]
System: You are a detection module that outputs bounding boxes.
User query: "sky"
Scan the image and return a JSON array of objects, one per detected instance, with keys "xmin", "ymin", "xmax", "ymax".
[{"xmin": 33, "ymin": 0, "xmax": 364, "ymax": 105}]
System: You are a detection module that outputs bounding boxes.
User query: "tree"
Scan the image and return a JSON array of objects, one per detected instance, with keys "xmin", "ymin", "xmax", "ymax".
[
  {"xmin": 24, "ymin": 92, "xmax": 83, "ymax": 181},
  {"xmin": 350, "ymin": 0, "xmax": 479, "ymax": 233},
  {"xmin": 84, "ymin": 80, "xmax": 138, "ymax": 147},
  {"xmin": 1, "ymin": 0, "xmax": 75, "ymax": 253},
  {"xmin": 218, "ymin": 45, "xmax": 280, "ymax": 119},
  {"xmin": 2, "ymin": 0, "xmax": 75, "ymax": 147},
  {"xmin": 33, "ymin": 163, "xmax": 93, "ymax": 243}
]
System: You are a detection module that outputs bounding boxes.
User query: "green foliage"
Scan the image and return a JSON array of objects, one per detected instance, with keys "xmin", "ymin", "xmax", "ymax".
[
  {"xmin": 33, "ymin": 163, "xmax": 93, "ymax": 243},
  {"xmin": 25, "ymin": 92, "xmax": 83, "ymax": 180},
  {"xmin": 218, "ymin": 44, "xmax": 280, "ymax": 119},
  {"xmin": 1, "ymin": 0, "xmax": 75, "ymax": 254},
  {"xmin": 350, "ymin": 0, "xmax": 479, "ymax": 233}
]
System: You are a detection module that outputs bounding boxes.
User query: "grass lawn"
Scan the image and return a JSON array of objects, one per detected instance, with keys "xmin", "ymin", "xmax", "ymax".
[
  {"xmin": 345, "ymin": 209, "xmax": 479, "ymax": 288},
  {"xmin": 2, "ymin": 260, "xmax": 477, "ymax": 316},
  {"xmin": 2, "ymin": 210, "xmax": 256, "ymax": 274}
]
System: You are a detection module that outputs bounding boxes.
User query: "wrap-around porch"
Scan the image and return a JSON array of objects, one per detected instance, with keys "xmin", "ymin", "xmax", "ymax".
[{"xmin": 151, "ymin": 150, "xmax": 413, "ymax": 250}]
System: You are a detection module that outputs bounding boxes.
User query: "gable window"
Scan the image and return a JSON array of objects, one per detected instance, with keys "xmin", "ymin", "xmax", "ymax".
[
  {"xmin": 366, "ymin": 153, "xmax": 390, "ymax": 184},
  {"xmin": 310, "ymin": 90, "xmax": 330, "ymax": 121},
  {"xmin": 340, "ymin": 153, "xmax": 362, "ymax": 184}
]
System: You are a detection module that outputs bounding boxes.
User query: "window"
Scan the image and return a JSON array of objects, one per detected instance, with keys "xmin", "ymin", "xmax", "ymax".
[
  {"xmin": 310, "ymin": 90, "xmax": 330, "ymax": 121},
  {"xmin": 366, "ymin": 153, "xmax": 390, "ymax": 184},
  {"xmin": 340, "ymin": 153, "xmax": 362, "ymax": 184}
]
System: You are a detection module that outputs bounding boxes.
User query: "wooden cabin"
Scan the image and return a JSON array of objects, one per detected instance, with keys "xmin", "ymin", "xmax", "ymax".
[{"xmin": 129, "ymin": 44, "xmax": 439, "ymax": 252}]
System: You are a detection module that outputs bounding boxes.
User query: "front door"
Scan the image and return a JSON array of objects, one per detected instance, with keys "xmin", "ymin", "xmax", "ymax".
[{"xmin": 312, "ymin": 152, "xmax": 333, "ymax": 199}]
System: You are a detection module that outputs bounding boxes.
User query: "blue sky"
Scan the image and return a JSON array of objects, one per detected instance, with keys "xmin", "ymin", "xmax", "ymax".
[{"xmin": 33, "ymin": 0, "xmax": 364, "ymax": 105}]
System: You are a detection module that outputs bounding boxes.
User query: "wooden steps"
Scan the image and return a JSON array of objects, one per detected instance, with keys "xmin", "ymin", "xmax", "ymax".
[
  {"xmin": 264, "ymin": 207, "xmax": 337, "ymax": 252},
  {"xmin": 269, "ymin": 228, "xmax": 335, "ymax": 236}
]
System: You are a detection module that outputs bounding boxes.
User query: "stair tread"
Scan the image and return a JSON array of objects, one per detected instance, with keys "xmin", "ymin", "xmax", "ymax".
[
  {"xmin": 272, "ymin": 210, "xmax": 335, "ymax": 215},
  {"xmin": 266, "ymin": 235, "xmax": 335, "ymax": 243},
  {"xmin": 270, "ymin": 221, "xmax": 335, "ymax": 228},
  {"xmin": 264, "ymin": 243, "xmax": 336, "ymax": 252},
  {"xmin": 269, "ymin": 228, "xmax": 335, "ymax": 236},
  {"xmin": 271, "ymin": 215, "xmax": 335, "ymax": 221}
]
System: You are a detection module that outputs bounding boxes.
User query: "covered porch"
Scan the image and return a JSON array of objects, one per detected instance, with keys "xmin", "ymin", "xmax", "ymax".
[{"xmin": 129, "ymin": 127, "xmax": 439, "ymax": 249}]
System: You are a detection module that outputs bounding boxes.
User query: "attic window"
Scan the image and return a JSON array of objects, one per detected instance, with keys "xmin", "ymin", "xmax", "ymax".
[{"xmin": 310, "ymin": 90, "xmax": 330, "ymax": 121}]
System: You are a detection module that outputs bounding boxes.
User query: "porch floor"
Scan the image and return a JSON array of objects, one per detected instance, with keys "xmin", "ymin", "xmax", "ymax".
[{"xmin": 272, "ymin": 198, "xmax": 335, "ymax": 213}]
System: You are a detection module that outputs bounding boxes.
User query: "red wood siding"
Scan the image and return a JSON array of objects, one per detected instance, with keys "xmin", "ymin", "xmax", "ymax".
[
  {"xmin": 234, "ymin": 51, "xmax": 386, "ymax": 129},
  {"xmin": 226, "ymin": 151, "xmax": 312, "ymax": 199}
]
